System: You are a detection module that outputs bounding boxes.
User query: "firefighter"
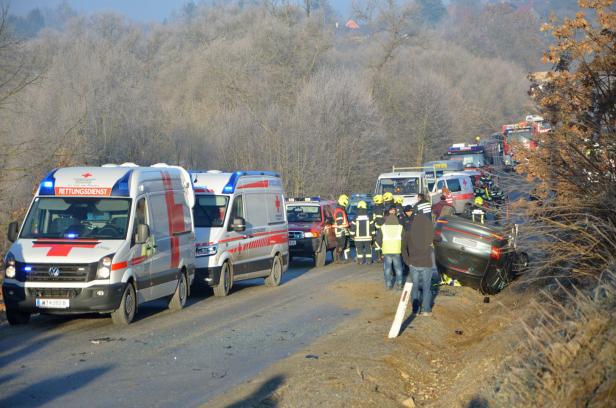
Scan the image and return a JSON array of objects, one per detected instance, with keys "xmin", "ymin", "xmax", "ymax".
[
  {"xmin": 333, "ymin": 194, "xmax": 351, "ymax": 263},
  {"xmin": 394, "ymin": 195, "xmax": 404, "ymax": 218},
  {"xmin": 382, "ymin": 192, "xmax": 394, "ymax": 214},
  {"xmin": 372, "ymin": 195, "xmax": 384, "ymax": 263},
  {"xmin": 350, "ymin": 201, "xmax": 374, "ymax": 264}
]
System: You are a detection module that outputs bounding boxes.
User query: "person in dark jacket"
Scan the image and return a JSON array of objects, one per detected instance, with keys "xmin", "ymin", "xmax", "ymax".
[
  {"xmin": 401, "ymin": 205, "xmax": 413, "ymax": 231},
  {"xmin": 402, "ymin": 213, "xmax": 435, "ymax": 316}
]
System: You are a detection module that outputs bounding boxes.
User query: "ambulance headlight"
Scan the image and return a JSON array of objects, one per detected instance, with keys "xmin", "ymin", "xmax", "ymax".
[
  {"xmin": 304, "ymin": 231, "xmax": 320, "ymax": 238},
  {"xmin": 4, "ymin": 253, "xmax": 16, "ymax": 279},
  {"xmin": 97, "ymin": 256, "xmax": 113, "ymax": 279},
  {"xmin": 196, "ymin": 244, "xmax": 217, "ymax": 257}
]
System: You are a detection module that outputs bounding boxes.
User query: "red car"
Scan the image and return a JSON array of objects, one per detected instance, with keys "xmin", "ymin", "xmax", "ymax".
[{"xmin": 286, "ymin": 197, "xmax": 337, "ymax": 267}]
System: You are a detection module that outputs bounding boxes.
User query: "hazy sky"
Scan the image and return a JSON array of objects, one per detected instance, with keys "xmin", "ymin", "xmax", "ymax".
[{"xmin": 9, "ymin": 0, "xmax": 353, "ymax": 22}]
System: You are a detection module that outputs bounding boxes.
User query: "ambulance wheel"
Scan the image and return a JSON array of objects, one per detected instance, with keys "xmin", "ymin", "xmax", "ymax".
[
  {"xmin": 265, "ymin": 254, "xmax": 283, "ymax": 287},
  {"xmin": 314, "ymin": 239, "xmax": 327, "ymax": 268},
  {"xmin": 213, "ymin": 262, "xmax": 231, "ymax": 297},
  {"xmin": 111, "ymin": 282, "xmax": 136, "ymax": 325},
  {"xmin": 168, "ymin": 270, "xmax": 188, "ymax": 311},
  {"xmin": 6, "ymin": 307, "xmax": 30, "ymax": 325}
]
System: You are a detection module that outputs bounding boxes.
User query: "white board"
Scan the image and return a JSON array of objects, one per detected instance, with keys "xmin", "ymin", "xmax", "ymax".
[{"xmin": 388, "ymin": 281, "xmax": 413, "ymax": 338}]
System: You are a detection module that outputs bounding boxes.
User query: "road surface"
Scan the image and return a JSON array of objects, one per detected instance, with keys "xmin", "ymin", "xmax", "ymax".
[{"xmin": 0, "ymin": 258, "xmax": 367, "ymax": 408}]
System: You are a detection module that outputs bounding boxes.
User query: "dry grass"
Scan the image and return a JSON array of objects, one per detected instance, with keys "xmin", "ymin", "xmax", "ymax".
[{"xmin": 492, "ymin": 268, "xmax": 616, "ymax": 407}]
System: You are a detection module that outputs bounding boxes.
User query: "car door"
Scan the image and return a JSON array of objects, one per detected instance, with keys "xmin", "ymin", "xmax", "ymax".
[
  {"xmin": 147, "ymin": 192, "xmax": 181, "ymax": 300},
  {"xmin": 243, "ymin": 192, "xmax": 273, "ymax": 274},
  {"xmin": 323, "ymin": 205, "xmax": 336, "ymax": 249},
  {"xmin": 224, "ymin": 194, "xmax": 250, "ymax": 274},
  {"xmin": 129, "ymin": 196, "xmax": 153, "ymax": 302}
]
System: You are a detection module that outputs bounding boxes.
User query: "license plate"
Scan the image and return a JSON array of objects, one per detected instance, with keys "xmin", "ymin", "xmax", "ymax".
[
  {"xmin": 453, "ymin": 236, "xmax": 478, "ymax": 248},
  {"xmin": 289, "ymin": 240, "xmax": 297, "ymax": 246},
  {"xmin": 36, "ymin": 298, "xmax": 70, "ymax": 309}
]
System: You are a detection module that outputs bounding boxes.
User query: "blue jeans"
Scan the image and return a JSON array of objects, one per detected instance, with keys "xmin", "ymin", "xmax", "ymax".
[
  {"xmin": 410, "ymin": 266, "xmax": 433, "ymax": 313},
  {"xmin": 383, "ymin": 254, "xmax": 403, "ymax": 288}
]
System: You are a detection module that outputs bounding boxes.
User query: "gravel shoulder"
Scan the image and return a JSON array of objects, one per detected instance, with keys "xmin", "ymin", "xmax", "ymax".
[{"xmin": 208, "ymin": 264, "xmax": 531, "ymax": 407}]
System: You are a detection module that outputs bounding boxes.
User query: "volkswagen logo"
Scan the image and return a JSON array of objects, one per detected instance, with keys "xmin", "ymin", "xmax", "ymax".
[{"xmin": 48, "ymin": 266, "xmax": 60, "ymax": 278}]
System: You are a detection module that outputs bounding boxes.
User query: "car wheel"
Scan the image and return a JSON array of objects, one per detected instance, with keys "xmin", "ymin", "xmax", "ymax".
[
  {"xmin": 213, "ymin": 262, "xmax": 231, "ymax": 297},
  {"xmin": 314, "ymin": 239, "xmax": 327, "ymax": 268},
  {"xmin": 265, "ymin": 254, "xmax": 283, "ymax": 287},
  {"xmin": 111, "ymin": 282, "xmax": 136, "ymax": 325},
  {"xmin": 168, "ymin": 270, "xmax": 188, "ymax": 311},
  {"xmin": 6, "ymin": 307, "xmax": 30, "ymax": 325}
]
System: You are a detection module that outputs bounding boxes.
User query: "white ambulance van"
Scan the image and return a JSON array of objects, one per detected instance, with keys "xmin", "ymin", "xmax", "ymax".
[
  {"xmin": 429, "ymin": 172, "xmax": 475, "ymax": 214},
  {"xmin": 374, "ymin": 169, "xmax": 430, "ymax": 207},
  {"xmin": 190, "ymin": 170, "xmax": 288, "ymax": 297},
  {"xmin": 2, "ymin": 163, "xmax": 196, "ymax": 325}
]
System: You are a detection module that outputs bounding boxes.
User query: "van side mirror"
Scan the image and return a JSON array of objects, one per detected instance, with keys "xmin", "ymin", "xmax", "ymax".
[
  {"xmin": 233, "ymin": 217, "xmax": 246, "ymax": 232},
  {"xmin": 136, "ymin": 224, "xmax": 150, "ymax": 244},
  {"xmin": 7, "ymin": 221, "xmax": 18, "ymax": 242}
]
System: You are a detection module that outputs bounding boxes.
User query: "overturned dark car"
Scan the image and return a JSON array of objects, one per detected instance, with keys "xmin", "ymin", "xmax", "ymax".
[{"xmin": 433, "ymin": 215, "xmax": 528, "ymax": 294}]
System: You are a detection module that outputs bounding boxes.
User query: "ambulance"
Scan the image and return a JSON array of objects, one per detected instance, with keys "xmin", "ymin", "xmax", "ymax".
[
  {"xmin": 190, "ymin": 170, "xmax": 289, "ymax": 297},
  {"xmin": 2, "ymin": 163, "xmax": 196, "ymax": 325},
  {"xmin": 429, "ymin": 172, "xmax": 475, "ymax": 214}
]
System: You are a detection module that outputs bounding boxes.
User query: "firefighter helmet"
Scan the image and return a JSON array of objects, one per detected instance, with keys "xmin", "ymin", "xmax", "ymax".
[
  {"xmin": 474, "ymin": 196, "xmax": 484, "ymax": 206},
  {"xmin": 338, "ymin": 195, "xmax": 349, "ymax": 207},
  {"xmin": 383, "ymin": 192, "xmax": 394, "ymax": 202},
  {"xmin": 373, "ymin": 194, "xmax": 383, "ymax": 204},
  {"xmin": 394, "ymin": 195, "xmax": 403, "ymax": 205},
  {"xmin": 357, "ymin": 200, "xmax": 367, "ymax": 209}
]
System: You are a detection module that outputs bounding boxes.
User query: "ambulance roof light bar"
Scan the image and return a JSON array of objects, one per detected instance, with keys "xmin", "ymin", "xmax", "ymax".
[{"xmin": 222, "ymin": 170, "xmax": 281, "ymax": 194}]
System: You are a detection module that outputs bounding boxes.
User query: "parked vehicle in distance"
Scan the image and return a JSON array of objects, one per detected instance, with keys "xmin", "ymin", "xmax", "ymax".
[
  {"xmin": 446, "ymin": 143, "xmax": 486, "ymax": 170},
  {"xmin": 286, "ymin": 197, "xmax": 337, "ymax": 267},
  {"xmin": 433, "ymin": 215, "xmax": 528, "ymax": 294},
  {"xmin": 375, "ymin": 168, "xmax": 429, "ymax": 207},
  {"xmin": 429, "ymin": 173, "xmax": 475, "ymax": 214},
  {"xmin": 190, "ymin": 170, "xmax": 289, "ymax": 296},
  {"xmin": 2, "ymin": 163, "xmax": 196, "ymax": 325}
]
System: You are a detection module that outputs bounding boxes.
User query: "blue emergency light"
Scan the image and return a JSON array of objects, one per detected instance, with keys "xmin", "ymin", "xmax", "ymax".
[
  {"xmin": 24, "ymin": 266, "xmax": 32, "ymax": 272},
  {"xmin": 38, "ymin": 169, "xmax": 58, "ymax": 195},
  {"xmin": 110, "ymin": 170, "xmax": 132, "ymax": 196}
]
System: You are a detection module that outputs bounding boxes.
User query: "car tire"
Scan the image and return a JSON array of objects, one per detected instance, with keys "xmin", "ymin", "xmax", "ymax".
[
  {"xmin": 213, "ymin": 262, "xmax": 231, "ymax": 297},
  {"xmin": 265, "ymin": 254, "xmax": 283, "ymax": 287},
  {"xmin": 168, "ymin": 270, "xmax": 188, "ymax": 311},
  {"xmin": 6, "ymin": 307, "xmax": 30, "ymax": 325},
  {"xmin": 111, "ymin": 282, "xmax": 136, "ymax": 325},
  {"xmin": 314, "ymin": 239, "xmax": 327, "ymax": 268}
]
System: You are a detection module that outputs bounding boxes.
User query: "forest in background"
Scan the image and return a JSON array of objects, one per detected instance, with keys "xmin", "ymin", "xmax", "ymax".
[{"xmin": 0, "ymin": 0, "xmax": 558, "ymax": 240}]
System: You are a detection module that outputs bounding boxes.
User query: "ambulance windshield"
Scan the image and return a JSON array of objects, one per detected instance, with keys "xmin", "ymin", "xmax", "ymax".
[
  {"xmin": 21, "ymin": 197, "xmax": 131, "ymax": 239},
  {"xmin": 193, "ymin": 195, "xmax": 229, "ymax": 228}
]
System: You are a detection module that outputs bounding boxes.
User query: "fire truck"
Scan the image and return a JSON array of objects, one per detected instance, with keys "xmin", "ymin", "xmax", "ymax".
[{"xmin": 501, "ymin": 115, "xmax": 551, "ymax": 166}]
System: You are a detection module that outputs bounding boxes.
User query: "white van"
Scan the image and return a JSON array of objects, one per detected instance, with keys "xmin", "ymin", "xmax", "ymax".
[
  {"xmin": 429, "ymin": 172, "xmax": 474, "ymax": 214},
  {"xmin": 190, "ymin": 170, "xmax": 289, "ymax": 296},
  {"xmin": 374, "ymin": 169, "xmax": 430, "ymax": 207},
  {"xmin": 2, "ymin": 163, "xmax": 196, "ymax": 325}
]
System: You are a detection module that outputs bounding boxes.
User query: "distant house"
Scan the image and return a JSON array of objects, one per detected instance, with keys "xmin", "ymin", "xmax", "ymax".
[{"xmin": 345, "ymin": 19, "xmax": 359, "ymax": 29}]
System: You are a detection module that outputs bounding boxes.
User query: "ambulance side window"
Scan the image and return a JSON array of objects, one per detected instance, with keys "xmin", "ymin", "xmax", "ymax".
[
  {"xmin": 227, "ymin": 195, "xmax": 244, "ymax": 231},
  {"xmin": 436, "ymin": 180, "xmax": 445, "ymax": 191},
  {"xmin": 132, "ymin": 197, "xmax": 149, "ymax": 245},
  {"xmin": 447, "ymin": 179, "xmax": 462, "ymax": 193}
]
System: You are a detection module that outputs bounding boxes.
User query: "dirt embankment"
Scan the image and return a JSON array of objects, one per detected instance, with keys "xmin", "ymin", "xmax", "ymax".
[{"xmin": 209, "ymin": 267, "xmax": 532, "ymax": 407}]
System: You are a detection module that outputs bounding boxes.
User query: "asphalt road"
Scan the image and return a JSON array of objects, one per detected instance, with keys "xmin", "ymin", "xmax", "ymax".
[{"xmin": 0, "ymin": 257, "xmax": 366, "ymax": 408}]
